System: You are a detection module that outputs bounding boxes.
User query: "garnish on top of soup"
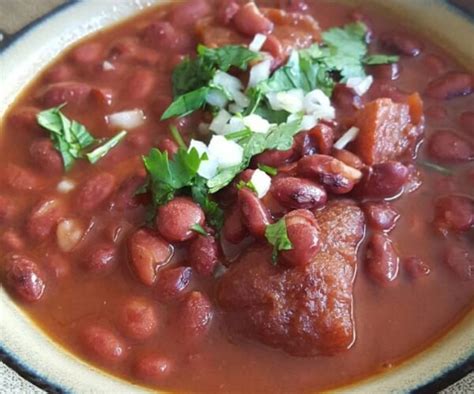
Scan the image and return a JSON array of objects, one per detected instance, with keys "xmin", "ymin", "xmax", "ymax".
[{"xmin": 0, "ymin": 0, "xmax": 473, "ymax": 392}]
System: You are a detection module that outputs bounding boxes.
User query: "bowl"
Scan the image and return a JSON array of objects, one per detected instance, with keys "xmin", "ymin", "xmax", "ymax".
[{"xmin": 0, "ymin": 0, "xmax": 473, "ymax": 392}]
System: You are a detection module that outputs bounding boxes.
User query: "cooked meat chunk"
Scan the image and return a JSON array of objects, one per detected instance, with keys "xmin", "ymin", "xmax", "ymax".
[
  {"xmin": 217, "ymin": 201, "xmax": 365, "ymax": 356},
  {"xmin": 354, "ymin": 98, "xmax": 422, "ymax": 165}
]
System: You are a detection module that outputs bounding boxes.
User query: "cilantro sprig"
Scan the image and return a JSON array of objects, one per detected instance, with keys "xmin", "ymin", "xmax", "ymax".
[
  {"xmin": 265, "ymin": 218, "xmax": 293, "ymax": 264},
  {"xmin": 37, "ymin": 105, "xmax": 127, "ymax": 171}
]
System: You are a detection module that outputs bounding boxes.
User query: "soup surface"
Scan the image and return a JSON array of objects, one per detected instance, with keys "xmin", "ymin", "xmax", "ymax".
[{"xmin": 1, "ymin": 0, "xmax": 473, "ymax": 392}]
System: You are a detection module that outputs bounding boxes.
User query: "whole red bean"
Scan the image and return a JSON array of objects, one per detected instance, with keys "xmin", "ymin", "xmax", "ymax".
[
  {"xmin": 271, "ymin": 177, "xmax": 327, "ymax": 210},
  {"xmin": 444, "ymin": 243, "xmax": 473, "ymax": 280},
  {"xmin": 332, "ymin": 149, "xmax": 364, "ymax": 170},
  {"xmin": 332, "ymin": 84, "xmax": 362, "ymax": 112},
  {"xmin": 425, "ymin": 105, "xmax": 447, "ymax": 120},
  {"xmin": 156, "ymin": 197, "xmax": 205, "ymax": 243},
  {"xmin": 380, "ymin": 32, "xmax": 422, "ymax": 56},
  {"xmin": 5, "ymin": 255, "xmax": 45, "ymax": 302},
  {"xmin": 4, "ymin": 164, "xmax": 42, "ymax": 192},
  {"xmin": 222, "ymin": 204, "xmax": 247, "ymax": 244},
  {"xmin": 428, "ymin": 130, "xmax": 473, "ymax": 162},
  {"xmin": 233, "ymin": 2, "xmax": 274, "ymax": 37},
  {"xmin": 76, "ymin": 173, "xmax": 116, "ymax": 212},
  {"xmin": 404, "ymin": 256, "xmax": 431, "ymax": 279},
  {"xmin": 0, "ymin": 195, "xmax": 15, "ymax": 224},
  {"xmin": 142, "ymin": 21, "xmax": 191, "ymax": 52},
  {"xmin": 362, "ymin": 201, "xmax": 400, "ymax": 231},
  {"xmin": 134, "ymin": 354, "xmax": 173, "ymax": 383},
  {"xmin": 359, "ymin": 162, "xmax": 409, "ymax": 199},
  {"xmin": 370, "ymin": 63, "xmax": 400, "ymax": 80},
  {"xmin": 113, "ymin": 175, "xmax": 147, "ymax": 211},
  {"xmin": 169, "ymin": 0, "xmax": 211, "ymax": 28},
  {"xmin": 40, "ymin": 82, "xmax": 91, "ymax": 107},
  {"xmin": 126, "ymin": 68, "xmax": 156, "ymax": 101},
  {"xmin": 217, "ymin": 0, "xmax": 240, "ymax": 25},
  {"xmin": 26, "ymin": 199, "xmax": 63, "ymax": 241},
  {"xmin": 296, "ymin": 124, "xmax": 335, "ymax": 156},
  {"xmin": 252, "ymin": 148, "xmax": 295, "ymax": 168},
  {"xmin": 155, "ymin": 266, "xmax": 192, "ymax": 301},
  {"xmin": 459, "ymin": 111, "xmax": 474, "ymax": 133},
  {"xmin": 286, "ymin": 0, "xmax": 309, "ymax": 12},
  {"xmin": 423, "ymin": 54, "xmax": 446, "ymax": 75},
  {"xmin": 119, "ymin": 297, "xmax": 158, "ymax": 341},
  {"xmin": 44, "ymin": 64, "xmax": 75, "ymax": 83},
  {"xmin": 81, "ymin": 325, "xmax": 126, "ymax": 363},
  {"xmin": 177, "ymin": 291, "xmax": 213, "ymax": 343},
  {"xmin": 434, "ymin": 195, "xmax": 474, "ymax": 233},
  {"xmin": 188, "ymin": 234, "xmax": 219, "ymax": 277},
  {"xmin": 297, "ymin": 154, "xmax": 362, "ymax": 194},
  {"xmin": 280, "ymin": 210, "xmax": 320, "ymax": 267},
  {"xmin": 71, "ymin": 42, "xmax": 104, "ymax": 65},
  {"xmin": 425, "ymin": 71, "xmax": 473, "ymax": 100},
  {"xmin": 366, "ymin": 233, "xmax": 400, "ymax": 286},
  {"xmin": 238, "ymin": 188, "xmax": 272, "ymax": 238},
  {"xmin": 0, "ymin": 230, "xmax": 25, "ymax": 252},
  {"xmin": 45, "ymin": 254, "xmax": 70, "ymax": 280},
  {"xmin": 82, "ymin": 244, "xmax": 117, "ymax": 274},
  {"xmin": 128, "ymin": 229, "xmax": 173, "ymax": 286},
  {"xmin": 29, "ymin": 138, "xmax": 63, "ymax": 175},
  {"xmin": 262, "ymin": 35, "xmax": 285, "ymax": 67}
]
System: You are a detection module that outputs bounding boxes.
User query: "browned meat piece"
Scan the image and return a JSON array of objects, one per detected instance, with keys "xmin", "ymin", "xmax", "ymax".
[
  {"xmin": 353, "ymin": 98, "xmax": 422, "ymax": 165},
  {"xmin": 217, "ymin": 201, "xmax": 365, "ymax": 356}
]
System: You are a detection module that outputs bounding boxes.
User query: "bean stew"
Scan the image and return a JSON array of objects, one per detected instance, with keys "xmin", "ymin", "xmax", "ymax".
[{"xmin": 0, "ymin": 0, "xmax": 473, "ymax": 392}]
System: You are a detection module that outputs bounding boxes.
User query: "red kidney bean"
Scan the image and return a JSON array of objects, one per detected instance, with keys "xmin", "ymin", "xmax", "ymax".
[
  {"xmin": 404, "ymin": 256, "xmax": 431, "ymax": 279},
  {"xmin": 297, "ymin": 154, "xmax": 362, "ymax": 194},
  {"xmin": 459, "ymin": 111, "xmax": 474, "ymax": 133},
  {"xmin": 188, "ymin": 234, "xmax": 219, "ymax": 277},
  {"xmin": 29, "ymin": 138, "xmax": 63, "ymax": 175},
  {"xmin": 76, "ymin": 173, "xmax": 116, "ymax": 212},
  {"xmin": 252, "ymin": 148, "xmax": 295, "ymax": 168},
  {"xmin": 362, "ymin": 201, "xmax": 400, "ymax": 231},
  {"xmin": 332, "ymin": 149, "xmax": 364, "ymax": 170},
  {"xmin": 156, "ymin": 138, "xmax": 179, "ymax": 157},
  {"xmin": 286, "ymin": 0, "xmax": 309, "ymax": 12},
  {"xmin": 44, "ymin": 254, "xmax": 70, "ymax": 280},
  {"xmin": 359, "ymin": 162, "xmax": 409, "ymax": 199},
  {"xmin": 217, "ymin": 0, "xmax": 240, "ymax": 25},
  {"xmin": 177, "ymin": 291, "xmax": 213, "ymax": 343},
  {"xmin": 296, "ymin": 124, "xmax": 335, "ymax": 157},
  {"xmin": 425, "ymin": 105, "xmax": 447, "ymax": 120},
  {"xmin": 434, "ymin": 195, "xmax": 474, "ymax": 233},
  {"xmin": 380, "ymin": 32, "xmax": 422, "ymax": 56},
  {"xmin": 428, "ymin": 130, "xmax": 473, "ymax": 162},
  {"xmin": 332, "ymin": 84, "xmax": 362, "ymax": 112},
  {"xmin": 128, "ymin": 229, "xmax": 173, "ymax": 286},
  {"xmin": 271, "ymin": 177, "xmax": 327, "ymax": 210},
  {"xmin": 71, "ymin": 42, "xmax": 104, "ymax": 65},
  {"xmin": 155, "ymin": 266, "xmax": 192, "ymax": 301},
  {"xmin": 4, "ymin": 164, "xmax": 43, "ymax": 192},
  {"xmin": 142, "ymin": 21, "xmax": 192, "ymax": 52},
  {"xmin": 40, "ymin": 82, "xmax": 92, "ymax": 107},
  {"xmin": 280, "ymin": 210, "xmax": 320, "ymax": 267},
  {"xmin": 365, "ymin": 233, "xmax": 400, "ymax": 286},
  {"xmin": 82, "ymin": 243, "xmax": 117, "ymax": 274},
  {"xmin": 233, "ymin": 2, "xmax": 274, "ymax": 36},
  {"xmin": 404, "ymin": 163, "xmax": 423, "ymax": 195},
  {"xmin": 119, "ymin": 297, "xmax": 158, "ymax": 341},
  {"xmin": 169, "ymin": 0, "xmax": 211, "ymax": 28},
  {"xmin": 238, "ymin": 188, "xmax": 272, "ymax": 238},
  {"xmin": 44, "ymin": 64, "xmax": 75, "ymax": 83},
  {"xmin": 90, "ymin": 87, "xmax": 113, "ymax": 107},
  {"xmin": 125, "ymin": 68, "xmax": 156, "ymax": 101},
  {"xmin": 134, "ymin": 354, "xmax": 173, "ymax": 383},
  {"xmin": 222, "ymin": 204, "xmax": 247, "ymax": 244},
  {"xmin": 0, "ymin": 230, "xmax": 25, "ymax": 252},
  {"xmin": 26, "ymin": 199, "xmax": 63, "ymax": 241},
  {"xmin": 4, "ymin": 255, "xmax": 45, "ymax": 302},
  {"xmin": 425, "ymin": 71, "xmax": 473, "ymax": 100},
  {"xmin": 444, "ymin": 243, "xmax": 473, "ymax": 281},
  {"xmin": 112, "ymin": 175, "xmax": 147, "ymax": 211},
  {"xmin": 262, "ymin": 35, "xmax": 285, "ymax": 67},
  {"xmin": 370, "ymin": 63, "xmax": 400, "ymax": 80},
  {"xmin": 81, "ymin": 325, "xmax": 126, "ymax": 363},
  {"xmin": 423, "ymin": 54, "xmax": 446, "ymax": 75},
  {"xmin": 156, "ymin": 197, "xmax": 205, "ymax": 243},
  {"xmin": 0, "ymin": 195, "xmax": 15, "ymax": 224}
]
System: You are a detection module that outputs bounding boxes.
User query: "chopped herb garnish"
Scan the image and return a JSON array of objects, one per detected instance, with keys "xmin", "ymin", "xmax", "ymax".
[
  {"xmin": 162, "ymin": 86, "xmax": 210, "ymax": 120},
  {"xmin": 190, "ymin": 223, "xmax": 208, "ymax": 236},
  {"xmin": 364, "ymin": 54, "xmax": 399, "ymax": 65},
  {"xmin": 265, "ymin": 218, "xmax": 293, "ymax": 264},
  {"xmin": 170, "ymin": 125, "xmax": 187, "ymax": 149},
  {"xmin": 197, "ymin": 44, "xmax": 260, "ymax": 72},
  {"xmin": 224, "ymin": 129, "xmax": 253, "ymax": 141},
  {"xmin": 418, "ymin": 160, "xmax": 453, "ymax": 176},
  {"xmin": 258, "ymin": 164, "xmax": 278, "ymax": 176},
  {"xmin": 37, "ymin": 105, "xmax": 128, "ymax": 170},
  {"xmin": 236, "ymin": 179, "xmax": 257, "ymax": 193}
]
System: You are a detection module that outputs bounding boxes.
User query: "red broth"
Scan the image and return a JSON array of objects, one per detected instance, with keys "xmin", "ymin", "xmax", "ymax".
[{"xmin": 0, "ymin": 1, "xmax": 473, "ymax": 392}]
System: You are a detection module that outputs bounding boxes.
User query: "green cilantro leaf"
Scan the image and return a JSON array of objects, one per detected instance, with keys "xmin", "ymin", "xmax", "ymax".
[
  {"xmin": 236, "ymin": 179, "xmax": 257, "ymax": 193},
  {"xmin": 265, "ymin": 218, "xmax": 293, "ymax": 263},
  {"xmin": 258, "ymin": 164, "xmax": 277, "ymax": 176},
  {"xmin": 191, "ymin": 176, "xmax": 225, "ymax": 230},
  {"xmin": 363, "ymin": 54, "xmax": 400, "ymax": 65},
  {"xmin": 190, "ymin": 223, "xmax": 208, "ymax": 236},
  {"xmin": 86, "ymin": 130, "xmax": 127, "ymax": 164},
  {"xmin": 172, "ymin": 57, "xmax": 214, "ymax": 97},
  {"xmin": 197, "ymin": 44, "xmax": 260, "ymax": 72},
  {"xmin": 161, "ymin": 87, "xmax": 210, "ymax": 120},
  {"xmin": 265, "ymin": 119, "xmax": 303, "ymax": 151}
]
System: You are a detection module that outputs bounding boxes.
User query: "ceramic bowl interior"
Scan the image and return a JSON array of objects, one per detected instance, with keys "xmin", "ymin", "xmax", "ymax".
[{"xmin": 0, "ymin": 0, "xmax": 473, "ymax": 392}]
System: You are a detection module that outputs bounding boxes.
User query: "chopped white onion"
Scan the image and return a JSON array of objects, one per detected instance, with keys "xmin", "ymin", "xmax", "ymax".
[
  {"xmin": 209, "ymin": 109, "xmax": 232, "ymax": 134},
  {"xmin": 312, "ymin": 105, "xmax": 335, "ymax": 121},
  {"xmin": 189, "ymin": 140, "xmax": 219, "ymax": 179},
  {"xmin": 189, "ymin": 139, "xmax": 208, "ymax": 156},
  {"xmin": 248, "ymin": 58, "xmax": 272, "ymax": 88},
  {"xmin": 208, "ymin": 135, "xmax": 244, "ymax": 169},
  {"xmin": 102, "ymin": 61, "xmax": 115, "ymax": 71},
  {"xmin": 57, "ymin": 179, "xmax": 76, "ymax": 193},
  {"xmin": 223, "ymin": 116, "xmax": 246, "ymax": 135},
  {"xmin": 228, "ymin": 103, "xmax": 245, "ymax": 114},
  {"xmin": 249, "ymin": 33, "xmax": 267, "ymax": 52},
  {"xmin": 250, "ymin": 169, "xmax": 272, "ymax": 198},
  {"xmin": 230, "ymin": 89, "xmax": 250, "ymax": 108},
  {"xmin": 346, "ymin": 75, "xmax": 373, "ymax": 96},
  {"xmin": 333, "ymin": 127, "xmax": 360, "ymax": 150},
  {"xmin": 213, "ymin": 70, "xmax": 243, "ymax": 92},
  {"xmin": 106, "ymin": 109, "xmax": 145, "ymax": 129},
  {"xmin": 56, "ymin": 219, "xmax": 85, "ymax": 252},
  {"xmin": 300, "ymin": 114, "xmax": 319, "ymax": 131},
  {"xmin": 266, "ymin": 89, "xmax": 305, "ymax": 113},
  {"xmin": 303, "ymin": 89, "xmax": 331, "ymax": 113},
  {"xmin": 243, "ymin": 114, "xmax": 272, "ymax": 134},
  {"xmin": 206, "ymin": 88, "xmax": 228, "ymax": 108}
]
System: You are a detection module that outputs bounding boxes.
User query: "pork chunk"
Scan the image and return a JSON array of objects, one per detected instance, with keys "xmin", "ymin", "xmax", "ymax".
[
  {"xmin": 217, "ymin": 201, "xmax": 365, "ymax": 356},
  {"xmin": 354, "ymin": 98, "xmax": 422, "ymax": 165}
]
